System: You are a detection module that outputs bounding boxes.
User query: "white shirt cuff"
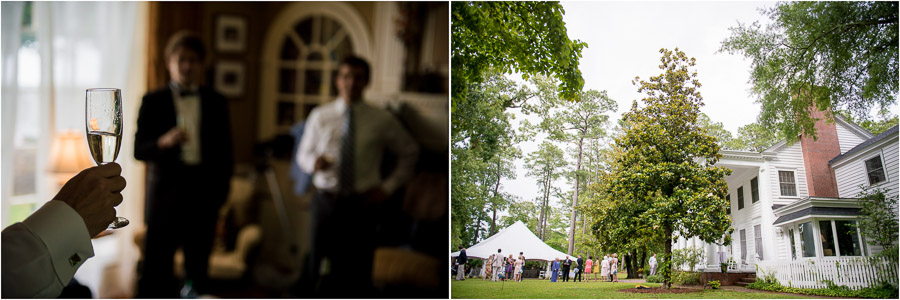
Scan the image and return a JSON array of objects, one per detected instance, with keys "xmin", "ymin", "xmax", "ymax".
[{"xmin": 22, "ymin": 200, "xmax": 95, "ymax": 284}]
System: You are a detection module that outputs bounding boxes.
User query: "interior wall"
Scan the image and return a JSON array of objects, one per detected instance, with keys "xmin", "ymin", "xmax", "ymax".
[{"xmin": 148, "ymin": 2, "xmax": 445, "ymax": 164}]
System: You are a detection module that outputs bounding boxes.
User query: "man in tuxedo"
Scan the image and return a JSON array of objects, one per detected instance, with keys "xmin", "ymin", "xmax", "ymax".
[
  {"xmin": 561, "ymin": 256, "xmax": 572, "ymax": 282},
  {"xmin": 134, "ymin": 30, "xmax": 233, "ymax": 298},
  {"xmin": 575, "ymin": 254, "xmax": 584, "ymax": 282}
]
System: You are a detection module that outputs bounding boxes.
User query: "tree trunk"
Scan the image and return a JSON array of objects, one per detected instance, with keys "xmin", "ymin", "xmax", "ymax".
[
  {"xmin": 664, "ymin": 223, "xmax": 673, "ymax": 289},
  {"xmin": 490, "ymin": 207, "xmax": 497, "ymax": 236},
  {"xmin": 489, "ymin": 157, "xmax": 502, "ymax": 236},
  {"xmin": 539, "ymin": 171, "xmax": 549, "ymax": 240},
  {"xmin": 638, "ymin": 247, "xmax": 647, "ymax": 278},
  {"xmin": 567, "ymin": 138, "xmax": 584, "ymax": 255}
]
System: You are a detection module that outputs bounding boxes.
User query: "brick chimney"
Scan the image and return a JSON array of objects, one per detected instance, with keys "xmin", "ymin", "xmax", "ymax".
[{"xmin": 799, "ymin": 109, "xmax": 841, "ymax": 198}]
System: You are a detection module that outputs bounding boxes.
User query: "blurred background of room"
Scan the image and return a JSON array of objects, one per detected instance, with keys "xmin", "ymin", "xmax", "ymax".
[{"xmin": 1, "ymin": 1, "xmax": 448, "ymax": 297}]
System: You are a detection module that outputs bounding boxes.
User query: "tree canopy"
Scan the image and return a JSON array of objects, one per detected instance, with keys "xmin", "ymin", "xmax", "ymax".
[
  {"xmin": 721, "ymin": 1, "xmax": 898, "ymax": 140},
  {"xmin": 451, "ymin": 1, "xmax": 587, "ymax": 112}
]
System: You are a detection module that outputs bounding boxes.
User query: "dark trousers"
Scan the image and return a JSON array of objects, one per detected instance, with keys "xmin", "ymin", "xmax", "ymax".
[
  {"xmin": 561, "ymin": 266, "xmax": 570, "ymax": 282},
  {"xmin": 574, "ymin": 268, "xmax": 583, "ymax": 282},
  {"xmin": 307, "ymin": 191, "xmax": 376, "ymax": 297},
  {"xmin": 138, "ymin": 166, "xmax": 224, "ymax": 298}
]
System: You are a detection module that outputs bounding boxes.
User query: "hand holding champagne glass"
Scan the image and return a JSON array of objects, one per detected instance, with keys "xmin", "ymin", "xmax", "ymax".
[{"xmin": 85, "ymin": 88, "xmax": 129, "ymax": 229}]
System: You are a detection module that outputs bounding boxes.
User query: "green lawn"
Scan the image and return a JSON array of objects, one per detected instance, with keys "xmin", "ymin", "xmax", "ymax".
[{"xmin": 451, "ymin": 279, "xmax": 809, "ymax": 299}]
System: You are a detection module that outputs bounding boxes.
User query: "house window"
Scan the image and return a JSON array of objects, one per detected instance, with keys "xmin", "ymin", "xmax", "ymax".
[
  {"xmin": 778, "ymin": 171, "xmax": 797, "ymax": 196},
  {"xmin": 726, "ymin": 194, "xmax": 731, "ymax": 214},
  {"xmin": 8, "ymin": 2, "xmax": 41, "ymax": 225},
  {"xmin": 751, "ymin": 177, "xmax": 759, "ymax": 203},
  {"xmin": 754, "ymin": 224, "xmax": 763, "ymax": 260},
  {"xmin": 788, "ymin": 228, "xmax": 797, "ymax": 260},
  {"xmin": 819, "ymin": 220, "xmax": 836, "ymax": 256},
  {"xmin": 740, "ymin": 229, "xmax": 747, "ymax": 264},
  {"xmin": 737, "ymin": 187, "xmax": 745, "ymax": 210},
  {"xmin": 799, "ymin": 222, "xmax": 815, "ymax": 257},
  {"xmin": 865, "ymin": 156, "xmax": 886, "ymax": 185},
  {"xmin": 835, "ymin": 220, "xmax": 863, "ymax": 256},
  {"xmin": 275, "ymin": 15, "xmax": 355, "ymax": 127}
]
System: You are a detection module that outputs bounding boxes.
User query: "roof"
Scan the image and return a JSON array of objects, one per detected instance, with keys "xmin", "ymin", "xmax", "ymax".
[
  {"xmin": 450, "ymin": 221, "xmax": 569, "ymax": 262},
  {"xmin": 830, "ymin": 125, "xmax": 899, "ymax": 165},
  {"xmin": 773, "ymin": 207, "xmax": 863, "ymax": 226}
]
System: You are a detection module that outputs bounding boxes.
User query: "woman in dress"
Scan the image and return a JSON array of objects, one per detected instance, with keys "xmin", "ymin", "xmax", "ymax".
[
  {"xmin": 592, "ymin": 255, "xmax": 600, "ymax": 282},
  {"xmin": 550, "ymin": 258, "xmax": 560, "ymax": 282},
  {"xmin": 600, "ymin": 255, "xmax": 610, "ymax": 282},
  {"xmin": 584, "ymin": 256, "xmax": 593, "ymax": 282},
  {"xmin": 506, "ymin": 255, "xmax": 515, "ymax": 281},
  {"xmin": 611, "ymin": 253, "xmax": 619, "ymax": 282},
  {"xmin": 515, "ymin": 256, "xmax": 524, "ymax": 282},
  {"xmin": 483, "ymin": 254, "xmax": 493, "ymax": 281}
]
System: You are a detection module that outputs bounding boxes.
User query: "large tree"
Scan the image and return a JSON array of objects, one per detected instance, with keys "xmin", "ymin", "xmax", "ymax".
[
  {"xmin": 604, "ymin": 48, "xmax": 733, "ymax": 288},
  {"xmin": 451, "ymin": 1, "xmax": 587, "ymax": 111},
  {"xmin": 721, "ymin": 1, "xmax": 898, "ymax": 140},
  {"xmin": 727, "ymin": 122, "xmax": 784, "ymax": 152},
  {"xmin": 451, "ymin": 71, "xmax": 526, "ymax": 249},
  {"xmin": 530, "ymin": 82, "xmax": 616, "ymax": 255},
  {"xmin": 525, "ymin": 141, "xmax": 567, "ymax": 241}
]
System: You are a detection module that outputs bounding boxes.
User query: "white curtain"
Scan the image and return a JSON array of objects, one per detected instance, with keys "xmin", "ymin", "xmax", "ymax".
[
  {"xmin": 1, "ymin": 1, "xmax": 24, "ymax": 227},
  {"xmin": 30, "ymin": 2, "xmax": 147, "ymax": 297}
]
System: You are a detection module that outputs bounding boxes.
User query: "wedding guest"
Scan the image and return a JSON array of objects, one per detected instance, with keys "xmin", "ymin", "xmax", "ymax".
[
  {"xmin": 550, "ymin": 258, "xmax": 560, "ymax": 282},
  {"xmin": 135, "ymin": 30, "xmax": 233, "ymax": 297}
]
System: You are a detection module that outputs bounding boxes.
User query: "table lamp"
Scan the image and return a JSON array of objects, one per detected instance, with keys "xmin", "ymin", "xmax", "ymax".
[{"xmin": 49, "ymin": 131, "xmax": 94, "ymax": 185}]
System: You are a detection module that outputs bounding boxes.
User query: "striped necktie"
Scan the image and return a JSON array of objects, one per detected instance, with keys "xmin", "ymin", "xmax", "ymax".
[{"xmin": 339, "ymin": 104, "xmax": 355, "ymax": 196}]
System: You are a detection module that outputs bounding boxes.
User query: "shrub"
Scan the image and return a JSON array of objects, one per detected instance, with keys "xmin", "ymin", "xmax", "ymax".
[
  {"xmin": 646, "ymin": 274, "xmax": 665, "ymax": 283},
  {"xmin": 708, "ymin": 280, "xmax": 721, "ymax": 289},
  {"xmin": 673, "ymin": 271, "xmax": 700, "ymax": 285},
  {"xmin": 748, "ymin": 278, "xmax": 899, "ymax": 298}
]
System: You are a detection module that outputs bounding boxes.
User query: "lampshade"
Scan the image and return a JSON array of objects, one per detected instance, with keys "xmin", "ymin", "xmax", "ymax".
[{"xmin": 49, "ymin": 131, "xmax": 94, "ymax": 173}]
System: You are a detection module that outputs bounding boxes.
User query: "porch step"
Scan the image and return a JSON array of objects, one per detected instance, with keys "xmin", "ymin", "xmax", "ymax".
[
  {"xmin": 739, "ymin": 277, "xmax": 757, "ymax": 284},
  {"xmin": 735, "ymin": 281, "xmax": 751, "ymax": 287}
]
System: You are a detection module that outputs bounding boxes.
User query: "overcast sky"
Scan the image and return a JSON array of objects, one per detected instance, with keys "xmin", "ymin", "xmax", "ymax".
[{"xmin": 499, "ymin": 1, "xmax": 775, "ymax": 213}]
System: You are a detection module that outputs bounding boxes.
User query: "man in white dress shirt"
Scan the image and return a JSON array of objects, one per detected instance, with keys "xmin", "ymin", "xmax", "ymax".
[
  {"xmin": 297, "ymin": 56, "xmax": 419, "ymax": 295},
  {"xmin": 2, "ymin": 163, "xmax": 126, "ymax": 298}
]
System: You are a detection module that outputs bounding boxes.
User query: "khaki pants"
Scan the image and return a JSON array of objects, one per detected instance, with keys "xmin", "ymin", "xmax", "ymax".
[{"xmin": 456, "ymin": 265, "xmax": 466, "ymax": 280}]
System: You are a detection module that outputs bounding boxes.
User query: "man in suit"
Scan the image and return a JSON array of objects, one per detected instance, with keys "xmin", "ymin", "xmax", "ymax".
[
  {"xmin": 561, "ymin": 256, "xmax": 571, "ymax": 282},
  {"xmin": 2, "ymin": 164, "xmax": 125, "ymax": 298},
  {"xmin": 491, "ymin": 249, "xmax": 504, "ymax": 282},
  {"xmin": 297, "ymin": 56, "xmax": 418, "ymax": 295},
  {"xmin": 134, "ymin": 31, "xmax": 233, "ymax": 298},
  {"xmin": 575, "ymin": 254, "xmax": 584, "ymax": 282}
]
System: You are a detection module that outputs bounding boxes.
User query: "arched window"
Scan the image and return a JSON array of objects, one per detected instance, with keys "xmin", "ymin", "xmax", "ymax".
[{"xmin": 259, "ymin": 3, "xmax": 371, "ymax": 141}]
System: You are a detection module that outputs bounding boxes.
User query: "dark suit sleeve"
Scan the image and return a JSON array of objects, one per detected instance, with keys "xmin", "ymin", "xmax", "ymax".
[
  {"xmin": 134, "ymin": 93, "xmax": 168, "ymax": 162},
  {"xmin": 210, "ymin": 91, "xmax": 233, "ymax": 181}
]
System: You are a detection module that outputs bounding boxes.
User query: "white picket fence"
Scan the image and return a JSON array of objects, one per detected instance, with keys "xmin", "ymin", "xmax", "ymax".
[{"xmin": 757, "ymin": 257, "xmax": 898, "ymax": 289}]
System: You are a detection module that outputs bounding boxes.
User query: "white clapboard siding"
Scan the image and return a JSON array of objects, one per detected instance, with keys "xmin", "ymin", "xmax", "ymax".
[
  {"xmin": 768, "ymin": 141, "xmax": 810, "ymax": 206},
  {"xmin": 834, "ymin": 139, "xmax": 899, "ymax": 199},
  {"xmin": 758, "ymin": 257, "xmax": 899, "ymax": 289},
  {"xmin": 835, "ymin": 121, "xmax": 868, "ymax": 154}
]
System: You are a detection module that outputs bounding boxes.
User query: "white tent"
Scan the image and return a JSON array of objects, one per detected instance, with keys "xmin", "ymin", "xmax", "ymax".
[{"xmin": 451, "ymin": 221, "xmax": 569, "ymax": 262}]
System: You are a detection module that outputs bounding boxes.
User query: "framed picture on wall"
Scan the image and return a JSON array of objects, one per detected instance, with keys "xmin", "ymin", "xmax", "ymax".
[
  {"xmin": 215, "ymin": 15, "xmax": 247, "ymax": 52},
  {"xmin": 214, "ymin": 61, "xmax": 245, "ymax": 98}
]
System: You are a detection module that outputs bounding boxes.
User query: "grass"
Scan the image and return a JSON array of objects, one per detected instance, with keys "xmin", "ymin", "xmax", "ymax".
[{"xmin": 451, "ymin": 279, "xmax": 810, "ymax": 299}]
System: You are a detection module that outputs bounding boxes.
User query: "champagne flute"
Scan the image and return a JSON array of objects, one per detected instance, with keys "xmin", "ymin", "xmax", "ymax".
[{"xmin": 85, "ymin": 88, "xmax": 129, "ymax": 229}]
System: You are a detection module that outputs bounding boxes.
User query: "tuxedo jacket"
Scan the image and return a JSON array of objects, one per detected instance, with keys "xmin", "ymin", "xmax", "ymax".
[{"xmin": 134, "ymin": 86, "xmax": 233, "ymax": 222}]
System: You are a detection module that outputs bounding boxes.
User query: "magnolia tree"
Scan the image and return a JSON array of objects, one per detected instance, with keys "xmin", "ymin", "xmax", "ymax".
[{"xmin": 596, "ymin": 48, "xmax": 733, "ymax": 288}]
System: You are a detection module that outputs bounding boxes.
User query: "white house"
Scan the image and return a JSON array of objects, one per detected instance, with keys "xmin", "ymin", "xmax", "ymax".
[{"xmin": 673, "ymin": 113, "xmax": 899, "ymax": 289}]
